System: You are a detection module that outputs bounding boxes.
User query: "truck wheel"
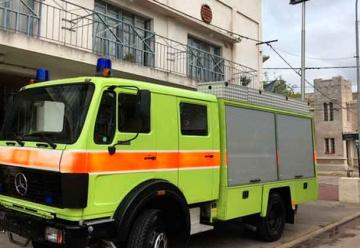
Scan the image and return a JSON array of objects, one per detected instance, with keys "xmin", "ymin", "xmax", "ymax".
[
  {"xmin": 32, "ymin": 241, "xmax": 51, "ymax": 248},
  {"xmin": 127, "ymin": 209, "xmax": 168, "ymax": 248},
  {"xmin": 256, "ymin": 193, "xmax": 286, "ymax": 242}
]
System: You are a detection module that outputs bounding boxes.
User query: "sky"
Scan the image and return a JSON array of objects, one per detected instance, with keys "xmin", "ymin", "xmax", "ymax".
[{"xmin": 262, "ymin": 0, "xmax": 356, "ymax": 92}]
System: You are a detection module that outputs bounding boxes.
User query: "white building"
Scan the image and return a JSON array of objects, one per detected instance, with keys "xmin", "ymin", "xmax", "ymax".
[{"xmin": 0, "ymin": 0, "xmax": 263, "ymax": 126}]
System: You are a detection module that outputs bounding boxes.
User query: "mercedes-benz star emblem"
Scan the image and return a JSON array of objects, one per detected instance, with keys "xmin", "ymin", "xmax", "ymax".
[{"xmin": 14, "ymin": 173, "xmax": 28, "ymax": 196}]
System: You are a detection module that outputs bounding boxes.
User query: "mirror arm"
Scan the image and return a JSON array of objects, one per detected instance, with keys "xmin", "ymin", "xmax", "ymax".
[{"xmin": 108, "ymin": 132, "xmax": 140, "ymax": 155}]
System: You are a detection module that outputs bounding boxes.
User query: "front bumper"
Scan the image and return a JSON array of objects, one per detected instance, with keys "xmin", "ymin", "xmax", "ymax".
[{"xmin": 0, "ymin": 206, "xmax": 115, "ymax": 247}]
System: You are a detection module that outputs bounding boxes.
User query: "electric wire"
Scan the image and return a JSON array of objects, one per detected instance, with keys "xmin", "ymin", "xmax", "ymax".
[
  {"xmin": 265, "ymin": 43, "xmax": 356, "ymax": 113},
  {"xmin": 152, "ymin": 0, "xmax": 356, "ymax": 114},
  {"xmin": 270, "ymin": 46, "xmax": 355, "ymax": 61},
  {"xmin": 264, "ymin": 66, "xmax": 357, "ymax": 70}
]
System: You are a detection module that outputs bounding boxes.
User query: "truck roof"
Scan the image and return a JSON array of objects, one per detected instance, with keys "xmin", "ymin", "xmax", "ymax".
[{"xmin": 23, "ymin": 76, "xmax": 218, "ymax": 102}]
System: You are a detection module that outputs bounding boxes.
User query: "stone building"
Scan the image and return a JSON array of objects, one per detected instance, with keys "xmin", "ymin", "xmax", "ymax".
[
  {"xmin": 0, "ymin": 0, "xmax": 263, "ymax": 128},
  {"xmin": 306, "ymin": 76, "xmax": 358, "ymax": 172}
]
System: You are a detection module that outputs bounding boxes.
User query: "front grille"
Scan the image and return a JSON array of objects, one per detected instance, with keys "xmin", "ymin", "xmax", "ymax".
[
  {"xmin": 0, "ymin": 165, "xmax": 62, "ymax": 207},
  {"xmin": 0, "ymin": 164, "xmax": 88, "ymax": 208}
]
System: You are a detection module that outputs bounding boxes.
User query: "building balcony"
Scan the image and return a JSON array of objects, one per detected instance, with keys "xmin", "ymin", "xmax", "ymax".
[{"xmin": 0, "ymin": 0, "xmax": 257, "ymax": 88}]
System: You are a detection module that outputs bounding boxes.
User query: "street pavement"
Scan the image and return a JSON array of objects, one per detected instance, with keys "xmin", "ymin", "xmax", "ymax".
[
  {"xmin": 1, "ymin": 176, "xmax": 359, "ymax": 248},
  {"xmin": 296, "ymin": 214, "xmax": 360, "ymax": 248}
]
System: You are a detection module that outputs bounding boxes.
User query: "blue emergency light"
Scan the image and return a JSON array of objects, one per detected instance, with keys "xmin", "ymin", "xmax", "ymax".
[
  {"xmin": 36, "ymin": 68, "xmax": 50, "ymax": 82},
  {"xmin": 96, "ymin": 58, "xmax": 112, "ymax": 77}
]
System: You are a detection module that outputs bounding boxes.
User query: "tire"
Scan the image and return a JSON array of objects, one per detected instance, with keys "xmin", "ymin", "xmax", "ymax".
[
  {"xmin": 32, "ymin": 241, "xmax": 52, "ymax": 248},
  {"xmin": 127, "ymin": 209, "xmax": 169, "ymax": 248},
  {"xmin": 256, "ymin": 193, "xmax": 286, "ymax": 242}
]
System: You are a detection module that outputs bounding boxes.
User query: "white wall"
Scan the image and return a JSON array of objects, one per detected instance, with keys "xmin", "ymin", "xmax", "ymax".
[{"xmin": 1, "ymin": 0, "xmax": 262, "ymax": 87}]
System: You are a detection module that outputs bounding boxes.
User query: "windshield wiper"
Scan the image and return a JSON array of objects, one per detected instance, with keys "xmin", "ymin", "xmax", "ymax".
[
  {"xmin": 23, "ymin": 133, "xmax": 57, "ymax": 149},
  {"xmin": 6, "ymin": 133, "xmax": 25, "ymax": 147}
]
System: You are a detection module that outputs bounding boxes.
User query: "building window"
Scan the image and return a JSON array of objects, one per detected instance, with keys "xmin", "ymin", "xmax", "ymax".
[
  {"xmin": 323, "ymin": 102, "xmax": 334, "ymax": 122},
  {"xmin": 118, "ymin": 93, "xmax": 150, "ymax": 133},
  {"xmin": 325, "ymin": 138, "xmax": 335, "ymax": 154},
  {"xmin": 329, "ymin": 102, "xmax": 334, "ymax": 121},
  {"xmin": 346, "ymin": 103, "xmax": 351, "ymax": 122},
  {"xmin": 323, "ymin": 103, "xmax": 328, "ymax": 121},
  {"xmin": 187, "ymin": 37, "xmax": 224, "ymax": 82},
  {"xmin": 180, "ymin": 103, "xmax": 208, "ymax": 136},
  {"xmin": 0, "ymin": 0, "xmax": 40, "ymax": 35},
  {"xmin": 94, "ymin": 0, "xmax": 154, "ymax": 66}
]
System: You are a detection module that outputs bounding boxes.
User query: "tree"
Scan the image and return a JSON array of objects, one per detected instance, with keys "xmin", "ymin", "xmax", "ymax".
[{"xmin": 263, "ymin": 77, "xmax": 301, "ymax": 99}]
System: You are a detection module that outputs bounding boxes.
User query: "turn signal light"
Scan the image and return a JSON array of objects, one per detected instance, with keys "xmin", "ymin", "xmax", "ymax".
[{"xmin": 45, "ymin": 227, "xmax": 64, "ymax": 244}]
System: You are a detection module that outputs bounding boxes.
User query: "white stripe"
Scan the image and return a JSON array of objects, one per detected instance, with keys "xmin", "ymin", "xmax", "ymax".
[
  {"xmin": 88, "ymin": 166, "xmax": 220, "ymax": 175},
  {"xmin": 63, "ymin": 149, "xmax": 220, "ymax": 153},
  {"xmin": 89, "ymin": 168, "xmax": 179, "ymax": 175},
  {"xmin": 179, "ymin": 166, "xmax": 220, "ymax": 171},
  {"xmin": 0, "ymin": 147, "xmax": 220, "ymax": 154}
]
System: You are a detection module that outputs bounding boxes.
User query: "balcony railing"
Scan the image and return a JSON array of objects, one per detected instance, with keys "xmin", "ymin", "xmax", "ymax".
[{"xmin": 0, "ymin": 0, "xmax": 257, "ymax": 86}]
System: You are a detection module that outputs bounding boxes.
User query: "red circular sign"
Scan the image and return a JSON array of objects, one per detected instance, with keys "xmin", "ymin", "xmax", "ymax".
[{"xmin": 201, "ymin": 4, "xmax": 213, "ymax": 24}]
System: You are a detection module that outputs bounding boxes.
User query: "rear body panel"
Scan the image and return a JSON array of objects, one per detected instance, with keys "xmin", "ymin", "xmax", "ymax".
[{"xmin": 216, "ymin": 99, "xmax": 318, "ymax": 221}]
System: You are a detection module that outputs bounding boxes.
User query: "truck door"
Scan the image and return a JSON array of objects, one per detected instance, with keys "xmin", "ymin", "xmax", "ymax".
[
  {"xmin": 115, "ymin": 89, "xmax": 157, "ymax": 172},
  {"xmin": 177, "ymin": 98, "xmax": 217, "ymax": 204}
]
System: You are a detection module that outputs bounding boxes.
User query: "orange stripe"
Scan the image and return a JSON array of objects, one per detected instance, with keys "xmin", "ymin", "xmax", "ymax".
[
  {"xmin": 60, "ymin": 151, "xmax": 221, "ymax": 173},
  {"xmin": 0, "ymin": 147, "xmax": 61, "ymax": 171},
  {"xmin": 0, "ymin": 148, "xmax": 221, "ymax": 173}
]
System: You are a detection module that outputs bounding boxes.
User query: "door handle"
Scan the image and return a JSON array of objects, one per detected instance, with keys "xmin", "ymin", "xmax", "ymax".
[
  {"xmin": 205, "ymin": 154, "xmax": 214, "ymax": 158},
  {"xmin": 250, "ymin": 179, "xmax": 261, "ymax": 183},
  {"xmin": 144, "ymin": 156, "xmax": 157, "ymax": 161},
  {"xmin": 295, "ymin": 175, "xmax": 304, "ymax": 179}
]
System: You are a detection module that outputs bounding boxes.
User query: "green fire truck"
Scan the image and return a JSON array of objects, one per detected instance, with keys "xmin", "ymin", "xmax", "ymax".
[{"xmin": 0, "ymin": 60, "xmax": 317, "ymax": 248}]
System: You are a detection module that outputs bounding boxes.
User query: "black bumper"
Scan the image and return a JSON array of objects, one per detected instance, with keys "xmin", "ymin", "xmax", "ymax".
[{"xmin": 0, "ymin": 206, "xmax": 115, "ymax": 247}]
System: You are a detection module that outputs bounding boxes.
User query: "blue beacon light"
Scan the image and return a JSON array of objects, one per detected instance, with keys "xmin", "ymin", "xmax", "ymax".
[
  {"xmin": 36, "ymin": 68, "xmax": 50, "ymax": 82},
  {"xmin": 96, "ymin": 58, "xmax": 112, "ymax": 77}
]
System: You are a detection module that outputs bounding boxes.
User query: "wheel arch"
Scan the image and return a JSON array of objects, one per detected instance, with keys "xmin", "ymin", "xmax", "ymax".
[
  {"xmin": 113, "ymin": 179, "xmax": 190, "ymax": 243},
  {"xmin": 261, "ymin": 186, "xmax": 295, "ymax": 224}
]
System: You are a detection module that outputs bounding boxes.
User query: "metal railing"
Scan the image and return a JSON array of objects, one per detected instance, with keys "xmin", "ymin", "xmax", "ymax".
[{"xmin": 0, "ymin": 0, "xmax": 257, "ymax": 86}]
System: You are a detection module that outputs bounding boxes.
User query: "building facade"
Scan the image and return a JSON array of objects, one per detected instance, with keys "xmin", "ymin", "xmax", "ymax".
[
  {"xmin": 0, "ymin": 0, "xmax": 263, "ymax": 127},
  {"xmin": 307, "ymin": 76, "xmax": 358, "ymax": 172}
]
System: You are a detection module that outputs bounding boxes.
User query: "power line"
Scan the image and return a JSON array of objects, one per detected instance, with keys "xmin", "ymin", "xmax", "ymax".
[
  {"xmin": 265, "ymin": 43, "xmax": 356, "ymax": 113},
  {"xmin": 151, "ymin": 0, "xmax": 356, "ymax": 114},
  {"xmin": 264, "ymin": 66, "xmax": 357, "ymax": 70},
  {"xmin": 270, "ymin": 46, "xmax": 355, "ymax": 61}
]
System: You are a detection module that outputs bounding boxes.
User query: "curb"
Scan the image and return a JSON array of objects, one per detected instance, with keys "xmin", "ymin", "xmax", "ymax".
[{"xmin": 277, "ymin": 211, "xmax": 360, "ymax": 248}]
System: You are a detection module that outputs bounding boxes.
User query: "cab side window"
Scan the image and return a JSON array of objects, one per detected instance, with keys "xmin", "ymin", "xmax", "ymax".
[
  {"xmin": 180, "ymin": 103, "xmax": 208, "ymax": 136},
  {"xmin": 118, "ymin": 93, "xmax": 150, "ymax": 133},
  {"xmin": 94, "ymin": 91, "xmax": 116, "ymax": 144}
]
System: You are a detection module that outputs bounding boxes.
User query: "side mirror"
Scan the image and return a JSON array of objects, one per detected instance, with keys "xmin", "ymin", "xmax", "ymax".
[
  {"xmin": 137, "ymin": 90, "xmax": 151, "ymax": 115},
  {"xmin": 108, "ymin": 89, "xmax": 150, "ymax": 155}
]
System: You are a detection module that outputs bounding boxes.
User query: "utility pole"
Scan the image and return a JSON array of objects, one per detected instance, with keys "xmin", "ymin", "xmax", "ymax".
[
  {"xmin": 290, "ymin": 0, "xmax": 309, "ymax": 101},
  {"xmin": 356, "ymin": 0, "xmax": 360, "ymax": 177},
  {"xmin": 301, "ymin": 2, "xmax": 306, "ymax": 101}
]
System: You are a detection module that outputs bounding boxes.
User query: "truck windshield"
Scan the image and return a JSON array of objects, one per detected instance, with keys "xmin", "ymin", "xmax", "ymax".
[{"xmin": 0, "ymin": 83, "xmax": 94, "ymax": 144}]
